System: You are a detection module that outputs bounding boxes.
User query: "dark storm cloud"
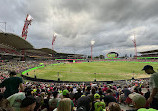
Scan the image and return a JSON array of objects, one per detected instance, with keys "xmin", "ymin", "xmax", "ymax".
[
  {"xmin": 59, "ymin": 0, "xmax": 158, "ymax": 24},
  {"xmin": 0, "ymin": 0, "xmax": 158, "ymax": 56}
]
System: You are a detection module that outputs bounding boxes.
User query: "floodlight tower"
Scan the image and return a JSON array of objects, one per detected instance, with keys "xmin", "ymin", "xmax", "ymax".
[
  {"xmin": 132, "ymin": 33, "xmax": 137, "ymax": 58},
  {"xmin": 22, "ymin": 14, "xmax": 33, "ymax": 40},
  {"xmin": 21, "ymin": 14, "xmax": 33, "ymax": 61},
  {"xmin": 52, "ymin": 33, "xmax": 57, "ymax": 60},
  {"xmin": 91, "ymin": 40, "xmax": 95, "ymax": 61}
]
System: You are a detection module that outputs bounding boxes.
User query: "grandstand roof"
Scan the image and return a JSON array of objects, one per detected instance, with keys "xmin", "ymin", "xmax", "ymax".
[
  {"xmin": 0, "ymin": 33, "xmax": 33, "ymax": 50},
  {"xmin": 57, "ymin": 53, "xmax": 84, "ymax": 56},
  {"xmin": 139, "ymin": 49, "xmax": 158, "ymax": 54}
]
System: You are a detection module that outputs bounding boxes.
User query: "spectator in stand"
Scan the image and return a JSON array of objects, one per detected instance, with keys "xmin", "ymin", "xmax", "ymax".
[
  {"xmin": 7, "ymin": 87, "xmax": 33, "ymax": 111},
  {"xmin": 123, "ymin": 86, "xmax": 132, "ymax": 105},
  {"xmin": 143, "ymin": 87, "xmax": 150, "ymax": 100},
  {"xmin": 142, "ymin": 65, "xmax": 158, "ymax": 110},
  {"xmin": 123, "ymin": 86, "xmax": 131, "ymax": 99},
  {"xmin": 77, "ymin": 96, "xmax": 92, "ymax": 111},
  {"xmin": 98, "ymin": 88, "xmax": 105, "ymax": 99},
  {"xmin": 20, "ymin": 96, "xmax": 36, "ymax": 111},
  {"xmin": 103, "ymin": 89, "xmax": 117, "ymax": 106},
  {"xmin": 84, "ymin": 86, "xmax": 91, "ymax": 96},
  {"xmin": 102, "ymin": 85, "xmax": 108, "ymax": 93},
  {"xmin": 62, "ymin": 89, "xmax": 70, "ymax": 98},
  {"xmin": 0, "ymin": 71, "xmax": 24, "ymax": 98},
  {"xmin": 74, "ymin": 88, "xmax": 83, "ymax": 106},
  {"xmin": 0, "ymin": 93, "xmax": 14, "ymax": 111},
  {"xmin": 116, "ymin": 86, "xmax": 122, "ymax": 103},
  {"xmin": 74, "ymin": 88, "xmax": 83, "ymax": 100},
  {"xmin": 92, "ymin": 93, "xmax": 105, "ymax": 111},
  {"xmin": 69, "ymin": 88, "xmax": 74, "ymax": 100},
  {"xmin": 36, "ymin": 92, "xmax": 45, "ymax": 109},
  {"xmin": 133, "ymin": 86, "xmax": 143, "ymax": 95},
  {"xmin": 60, "ymin": 89, "xmax": 74, "ymax": 111},
  {"xmin": 141, "ymin": 87, "xmax": 150, "ymax": 108},
  {"xmin": 88, "ymin": 88, "xmax": 96, "ymax": 103},
  {"xmin": 106, "ymin": 102, "xmax": 122, "ymax": 111},
  {"xmin": 43, "ymin": 91, "xmax": 52, "ymax": 110},
  {"xmin": 126, "ymin": 93, "xmax": 146, "ymax": 111},
  {"xmin": 49, "ymin": 91, "xmax": 61, "ymax": 110},
  {"xmin": 34, "ymin": 102, "xmax": 42, "ymax": 111},
  {"xmin": 53, "ymin": 98, "xmax": 71, "ymax": 111}
]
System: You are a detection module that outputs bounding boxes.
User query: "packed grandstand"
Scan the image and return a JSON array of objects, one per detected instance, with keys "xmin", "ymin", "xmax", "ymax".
[{"xmin": 0, "ymin": 32, "xmax": 158, "ymax": 111}]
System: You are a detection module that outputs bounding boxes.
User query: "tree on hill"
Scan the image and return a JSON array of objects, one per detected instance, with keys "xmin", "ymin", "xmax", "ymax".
[{"xmin": 99, "ymin": 55, "xmax": 105, "ymax": 59}]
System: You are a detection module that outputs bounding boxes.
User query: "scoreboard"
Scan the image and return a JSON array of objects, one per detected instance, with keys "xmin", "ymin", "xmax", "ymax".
[{"xmin": 107, "ymin": 52, "xmax": 119, "ymax": 58}]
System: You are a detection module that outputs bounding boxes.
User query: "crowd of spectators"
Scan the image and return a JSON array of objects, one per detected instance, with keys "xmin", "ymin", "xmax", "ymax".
[{"xmin": 0, "ymin": 59, "xmax": 158, "ymax": 111}]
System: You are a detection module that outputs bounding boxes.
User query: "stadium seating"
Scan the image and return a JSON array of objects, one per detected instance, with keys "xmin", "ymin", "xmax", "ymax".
[{"xmin": 0, "ymin": 60, "xmax": 155, "ymax": 111}]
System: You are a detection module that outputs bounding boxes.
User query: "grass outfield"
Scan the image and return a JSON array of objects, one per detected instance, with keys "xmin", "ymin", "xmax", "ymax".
[{"xmin": 26, "ymin": 61, "xmax": 158, "ymax": 81}]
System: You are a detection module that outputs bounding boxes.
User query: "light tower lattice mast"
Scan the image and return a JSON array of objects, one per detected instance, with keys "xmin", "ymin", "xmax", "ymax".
[
  {"xmin": 91, "ymin": 40, "xmax": 95, "ymax": 61},
  {"xmin": 132, "ymin": 34, "xmax": 137, "ymax": 58},
  {"xmin": 22, "ymin": 14, "xmax": 33, "ymax": 40},
  {"xmin": 52, "ymin": 33, "xmax": 57, "ymax": 60},
  {"xmin": 21, "ymin": 14, "xmax": 33, "ymax": 60}
]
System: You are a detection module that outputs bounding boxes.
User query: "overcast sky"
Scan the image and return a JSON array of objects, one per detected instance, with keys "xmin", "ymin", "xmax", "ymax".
[{"xmin": 0, "ymin": 0, "xmax": 158, "ymax": 57}]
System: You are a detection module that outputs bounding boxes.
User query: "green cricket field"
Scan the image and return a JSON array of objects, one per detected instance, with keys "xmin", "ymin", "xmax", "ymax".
[{"xmin": 25, "ymin": 61, "xmax": 158, "ymax": 81}]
